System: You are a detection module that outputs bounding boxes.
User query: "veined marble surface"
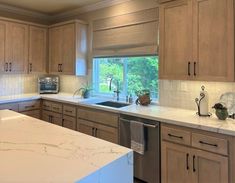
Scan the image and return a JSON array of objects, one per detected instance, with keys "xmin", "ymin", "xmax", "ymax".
[
  {"xmin": 0, "ymin": 110, "xmax": 133, "ymax": 183},
  {"xmin": 1, "ymin": 93, "xmax": 235, "ymax": 136}
]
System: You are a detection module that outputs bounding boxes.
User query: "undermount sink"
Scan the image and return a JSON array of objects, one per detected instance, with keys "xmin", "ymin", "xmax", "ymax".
[{"xmin": 95, "ymin": 101, "xmax": 130, "ymax": 108}]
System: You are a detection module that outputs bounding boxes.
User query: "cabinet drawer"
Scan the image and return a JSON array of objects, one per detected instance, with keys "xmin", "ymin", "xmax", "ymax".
[
  {"xmin": 77, "ymin": 107, "xmax": 119, "ymax": 127},
  {"xmin": 42, "ymin": 101, "xmax": 52, "ymax": 111},
  {"xmin": 19, "ymin": 100, "xmax": 40, "ymax": 112},
  {"xmin": 192, "ymin": 133, "xmax": 228, "ymax": 155},
  {"xmin": 63, "ymin": 105, "xmax": 76, "ymax": 117},
  {"xmin": 21, "ymin": 109, "xmax": 41, "ymax": 119},
  {"xmin": 0, "ymin": 103, "xmax": 19, "ymax": 112},
  {"xmin": 63, "ymin": 115, "xmax": 76, "ymax": 130},
  {"xmin": 51, "ymin": 103, "xmax": 62, "ymax": 113},
  {"xmin": 162, "ymin": 126, "xmax": 191, "ymax": 146}
]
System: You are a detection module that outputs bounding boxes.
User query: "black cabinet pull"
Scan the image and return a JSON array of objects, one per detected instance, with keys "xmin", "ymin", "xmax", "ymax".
[
  {"xmin": 29, "ymin": 63, "xmax": 32, "ymax": 72},
  {"xmin": 193, "ymin": 155, "xmax": 196, "ymax": 172},
  {"xmin": 58, "ymin": 64, "xmax": 60, "ymax": 72},
  {"xmin": 9, "ymin": 62, "xmax": 12, "ymax": 72},
  {"xmin": 5, "ymin": 63, "xmax": 8, "ymax": 72},
  {"xmin": 168, "ymin": 133, "xmax": 183, "ymax": 139},
  {"xmin": 60, "ymin": 64, "xmax": 63, "ymax": 72},
  {"xmin": 188, "ymin": 62, "xmax": 191, "ymax": 76},
  {"xmin": 186, "ymin": 153, "xmax": 189, "ymax": 170},
  {"xmin": 194, "ymin": 62, "xmax": 196, "ymax": 76},
  {"xmin": 199, "ymin": 141, "xmax": 218, "ymax": 147},
  {"xmin": 65, "ymin": 110, "xmax": 72, "ymax": 113}
]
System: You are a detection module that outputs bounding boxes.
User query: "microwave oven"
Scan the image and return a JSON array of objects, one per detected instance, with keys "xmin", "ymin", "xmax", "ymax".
[{"xmin": 38, "ymin": 76, "xmax": 59, "ymax": 94}]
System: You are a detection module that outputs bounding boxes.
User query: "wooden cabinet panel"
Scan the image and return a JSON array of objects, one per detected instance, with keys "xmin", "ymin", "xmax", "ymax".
[
  {"xmin": 50, "ymin": 111, "xmax": 63, "ymax": 126},
  {"xmin": 192, "ymin": 149, "xmax": 228, "ymax": 183},
  {"xmin": 162, "ymin": 142, "xmax": 192, "ymax": 183},
  {"xmin": 21, "ymin": 109, "xmax": 41, "ymax": 119},
  {"xmin": 192, "ymin": 0, "xmax": 234, "ymax": 81},
  {"xmin": 192, "ymin": 133, "xmax": 228, "ymax": 155},
  {"xmin": 77, "ymin": 118, "xmax": 94, "ymax": 136},
  {"xmin": 162, "ymin": 126, "xmax": 191, "ymax": 146},
  {"xmin": 63, "ymin": 115, "xmax": 76, "ymax": 130},
  {"xmin": 42, "ymin": 100, "xmax": 52, "ymax": 111},
  {"xmin": 29, "ymin": 26, "xmax": 47, "ymax": 74},
  {"xmin": 0, "ymin": 103, "xmax": 19, "ymax": 112},
  {"xmin": 61, "ymin": 24, "xmax": 75, "ymax": 74},
  {"xmin": 6, "ymin": 22, "xmax": 28, "ymax": 73},
  {"xmin": 159, "ymin": 0, "xmax": 192, "ymax": 80},
  {"xmin": 51, "ymin": 102, "xmax": 62, "ymax": 113},
  {"xmin": 42, "ymin": 110, "xmax": 51, "ymax": 122},
  {"xmin": 0, "ymin": 21, "xmax": 7, "ymax": 73},
  {"xmin": 19, "ymin": 100, "xmax": 40, "ymax": 112},
  {"xmin": 77, "ymin": 107, "xmax": 119, "ymax": 127},
  {"xmin": 49, "ymin": 27, "xmax": 62, "ymax": 74},
  {"xmin": 63, "ymin": 105, "xmax": 76, "ymax": 117},
  {"xmin": 96, "ymin": 124, "xmax": 118, "ymax": 144}
]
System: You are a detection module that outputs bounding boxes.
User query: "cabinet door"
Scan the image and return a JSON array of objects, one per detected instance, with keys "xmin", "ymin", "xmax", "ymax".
[
  {"xmin": 77, "ymin": 118, "xmax": 94, "ymax": 136},
  {"xmin": 159, "ymin": 0, "xmax": 192, "ymax": 80},
  {"xmin": 192, "ymin": 149, "xmax": 228, "ymax": 183},
  {"xmin": 63, "ymin": 115, "xmax": 76, "ymax": 130},
  {"xmin": 6, "ymin": 22, "xmax": 28, "ymax": 73},
  {"xmin": 0, "ymin": 21, "xmax": 7, "ymax": 73},
  {"xmin": 21, "ymin": 109, "xmax": 41, "ymax": 119},
  {"xmin": 29, "ymin": 26, "xmax": 47, "ymax": 74},
  {"xmin": 96, "ymin": 124, "xmax": 118, "ymax": 144},
  {"xmin": 61, "ymin": 24, "xmax": 75, "ymax": 74},
  {"xmin": 192, "ymin": 0, "xmax": 234, "ymax": 81},
  {"xmin": 42, "ymin": 110, "xmax": 51, "ymax": 122},
  {"xmin": 49, "ymin": 27, "xmax": 62, "ymax": 74},
  {"xmin": 50, "ymin": 112, "xmax": 63, "ymax": 126},
  {"xmin": 162, "ymin": 142, "xmax": 192, "ymax": 183}
]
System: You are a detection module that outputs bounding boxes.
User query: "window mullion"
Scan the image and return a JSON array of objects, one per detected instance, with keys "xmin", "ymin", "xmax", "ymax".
[{"xmin": 123, "ymin": 58, "xmax": 128, "ymax": 97}]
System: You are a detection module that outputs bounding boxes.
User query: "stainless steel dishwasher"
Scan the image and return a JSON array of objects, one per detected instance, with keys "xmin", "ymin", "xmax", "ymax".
[{"xmin": 119, "ymin": 115, "xmax": 160, "ymax": 183}]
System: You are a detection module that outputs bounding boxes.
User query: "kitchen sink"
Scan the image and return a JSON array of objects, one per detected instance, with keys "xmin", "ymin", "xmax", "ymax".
[{"xmin": 95, "ymin": 101, "xmax": 130, "ymax": 108}]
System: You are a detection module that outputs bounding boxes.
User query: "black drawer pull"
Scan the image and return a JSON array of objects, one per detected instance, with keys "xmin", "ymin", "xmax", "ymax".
[
  {"xmin": 194, "ymin": 62, "xmax": 196, "ymax": 76},
  {"xmin": 193, "ymin": 155, "xmax": 196, "ymax": 172},
  {"xmin": 199, "ymin": 141, "xmax": 218, "ymax": 147},
  {"xmin": 168, "ymin": 133, "xmax": 183, "ymax": 139},
  {"xmin": 188, "ymin": 62, "xmax": 191, "ymax": 76},
  {"xmin": 5, "ymin": 63, "xmax": 8, "ymax": 72},
  {"xmin": 186, "ymin": 153, "xmax": 189, "ymax": 170}
]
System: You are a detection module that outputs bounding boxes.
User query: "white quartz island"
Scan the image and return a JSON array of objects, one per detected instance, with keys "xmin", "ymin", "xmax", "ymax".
[{"xmin": 0, "ymin": 110, "xmax": 133, "ymax": 183}]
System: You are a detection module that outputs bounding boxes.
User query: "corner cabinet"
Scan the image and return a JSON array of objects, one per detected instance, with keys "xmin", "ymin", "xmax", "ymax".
[
  {"xmin": 159, "ymin": 0, "xmax": 234, "ymax": 82},
  {"xmin": 49, "ymin": 20, "xmax": 87, "ymax": 76}
]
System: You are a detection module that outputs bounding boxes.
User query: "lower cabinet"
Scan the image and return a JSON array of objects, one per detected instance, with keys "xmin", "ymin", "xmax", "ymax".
[
  {"xmin": 161, "ymin": 124, "xmax": 229, "ymax": 183},
  {"xmin": 162, "ymin": 142, "xmax": 228, "ymax": 183},
  {"xmin": 63, "ymin": 115, "xmax": 76, "ymax": 130},
  {"xmin": 77, "ymin": 118, "xmax": 118, "ymax": 144},
  {"xmin": 21, "ymin": 109, "xmax": 41, "ymax": 119},
  {"xmin": 42, "ymin": 110, "xmax": 63, "ymax": 126}
]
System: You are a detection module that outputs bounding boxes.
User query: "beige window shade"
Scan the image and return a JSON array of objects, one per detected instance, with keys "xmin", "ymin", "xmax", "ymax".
[{"xmin": 92, "ymin": 8, "xmax": 159, "ymax": 57}]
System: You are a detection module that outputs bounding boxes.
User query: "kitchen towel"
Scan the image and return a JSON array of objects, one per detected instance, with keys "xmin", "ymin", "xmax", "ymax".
[{"xmin": 130, "ymin": 120, "xmax": 145, "ymax": 155}]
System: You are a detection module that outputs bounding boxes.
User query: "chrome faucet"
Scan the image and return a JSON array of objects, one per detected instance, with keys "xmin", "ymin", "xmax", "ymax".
[{"xmin": 109, "ymin": 78, "xmax": 121, "ymax": 101}]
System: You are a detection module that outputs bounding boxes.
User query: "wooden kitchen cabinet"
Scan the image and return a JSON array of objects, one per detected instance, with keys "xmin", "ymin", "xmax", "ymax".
[
  {"xmin": 21, "ymin": 109, "xmax": 41, "ymax": 119},
  {"xmin": 49, "ymin": 20, "xmax": 87, "ymax": 75},
  {"xmin": 0, "ymin": 20, "xmax": 7, "ymax": 73},
  {"xmin": 6, "ymin": 22, "xmax": 29, "ymax": 74},
  {"xmin": 77, "ymin": 107, "xmax": 119, "ymax": 144},
  {"xmin": 161, "ymin": 124, "xmax": 229, "ymax": 183},
  {"xmin": 63, "ymin": 115, "xmax": 76, "ymax": 130},
  {"xmin": 29, "ymin": 26, "xmax": 47, "ymax": 74},
  {"xmin": 159, "ymin": 0, "xmax": 234, "ymax": 81},
  {"xmin": 0, "ymin": 102, "xmax": 19, "ymax": 112},
  {"xmin": 42, "ymin": 110, "xmax": 63, "ymax": 126},
  {"xmin": 159, "ymin": 0, "xmax": 192, "ymax": 80}
]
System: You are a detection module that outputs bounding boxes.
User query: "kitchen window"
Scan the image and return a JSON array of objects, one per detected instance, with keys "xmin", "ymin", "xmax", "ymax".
[{"xmin": 93, "ymin": 56, "xmax": 159, "ymax": 99}]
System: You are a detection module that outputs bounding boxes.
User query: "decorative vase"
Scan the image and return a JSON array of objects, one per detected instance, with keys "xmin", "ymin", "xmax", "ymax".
[
  {"xmin": 215, "ymin": 109, "xmax": 228, "ymax": 120},
  {"xmin": 83, "ymin": 90, "xmax": 90, "ymax": 99}
]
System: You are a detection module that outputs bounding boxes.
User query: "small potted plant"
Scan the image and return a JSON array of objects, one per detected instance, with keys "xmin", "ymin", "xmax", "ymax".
[
  {"xmin": 212, "ymin": 103, "xmax": 228, "ymax": 120},
  {"xmin": 135, "ymin": 89, "xmax": 151, "ymax": 106},
  {"xmin": 75, "ymin": 82, "xmax": 92, "ymax": 99}
]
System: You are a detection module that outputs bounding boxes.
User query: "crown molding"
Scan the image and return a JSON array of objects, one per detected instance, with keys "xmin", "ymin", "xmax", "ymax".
[
  {"xmin": 52, "ymin": 0, "xmax": 132, "ymax": 20},
  {"xmin": 0, "ymin": 0, "xmax": 132, "ymax": 24},
  {"xmin": 0, "ymin": 3, "xmax": 51, "ymax": 22}
]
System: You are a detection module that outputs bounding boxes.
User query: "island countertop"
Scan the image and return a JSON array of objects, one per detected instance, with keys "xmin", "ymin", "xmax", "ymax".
[{"xmin": 0, "ymin": 110, "xmax": 133, "ymax": 183}]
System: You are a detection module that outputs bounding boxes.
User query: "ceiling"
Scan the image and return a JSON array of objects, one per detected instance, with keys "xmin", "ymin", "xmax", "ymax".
[{"xmin": 0, "ymin": 0, "xmax": 105, "ymax": 15}]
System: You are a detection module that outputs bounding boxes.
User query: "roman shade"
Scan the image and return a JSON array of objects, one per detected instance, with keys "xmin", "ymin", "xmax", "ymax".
[{"xmin": 92, "ymin": 8, "xmax": 159, "ymax": 57}]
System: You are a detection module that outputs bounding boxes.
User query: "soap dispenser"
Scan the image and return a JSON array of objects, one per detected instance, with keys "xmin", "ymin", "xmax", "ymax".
[{"xmin": 195, "ymin": 86, "xmax": 211, "ymax": 117}]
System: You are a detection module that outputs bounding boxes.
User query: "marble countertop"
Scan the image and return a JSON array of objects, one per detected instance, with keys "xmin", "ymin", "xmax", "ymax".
[
  {"xmin": 0, "ymin": 110, "xmax": 133, "ymax": 183},
  {"xmin": 1, "ymin": 93, "xmax": 235, "ymax": 136}
]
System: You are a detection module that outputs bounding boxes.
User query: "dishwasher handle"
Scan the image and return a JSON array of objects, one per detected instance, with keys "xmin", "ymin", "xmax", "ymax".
[{"xmin": 120, "ymin": 118, "xmax": 158, "ymax": 129}]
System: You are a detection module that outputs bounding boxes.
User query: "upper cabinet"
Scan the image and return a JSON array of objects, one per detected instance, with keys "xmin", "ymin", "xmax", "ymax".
[
  {"xmin": 49, "ymin": 20, "xmax": 87, "ymax": 76},
  {"xmin": 29, "ymin": 26, "xmax": 47, "ymax": 74},
  {"xmin": 159, "ymin": 0, "xmax": 234, "ymax": 82},
  {"xmin": 0, "ymin": 18, "xmax": 47, "ymax": 74}
]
